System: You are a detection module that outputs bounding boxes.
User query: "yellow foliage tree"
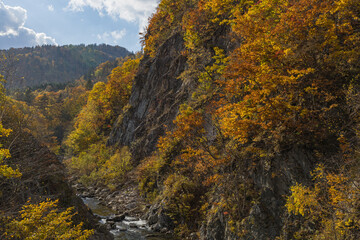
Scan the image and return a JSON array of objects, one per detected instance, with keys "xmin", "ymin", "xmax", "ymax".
[
  {"xmin": 0, "ymin": 74, "xmax": 21, "ymax": 179},
  {"xmin": 0, "ymin": 123, "xmax": 21, "ymax": 179},
  {"xmin": 0, "ymin": 122, "xmax": 21, "ymax": 178},
  {"xmin": 5, "ymin": 199, "xmax": 94, "ymax": 240},
  {"xmin": 286, "ymin": 164, "xmax": 360, "ymax": 239},
  {"xmin": 103, "ymin": 57, "xmax": 140, "ymax": 121},
  {"xmin": 65, "ymin": 56, "xmax": 140, "ymax": 155}
]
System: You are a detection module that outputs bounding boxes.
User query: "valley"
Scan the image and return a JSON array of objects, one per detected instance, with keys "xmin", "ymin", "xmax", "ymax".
[{"xmin": 1, "ymin": 0, "xmax": 360, "ymax": 239}]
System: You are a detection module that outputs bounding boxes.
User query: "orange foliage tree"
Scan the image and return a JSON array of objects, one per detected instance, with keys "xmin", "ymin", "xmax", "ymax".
[{"xmin": 219, "ymin": 0, "xmax": 360, "ymax": 156}]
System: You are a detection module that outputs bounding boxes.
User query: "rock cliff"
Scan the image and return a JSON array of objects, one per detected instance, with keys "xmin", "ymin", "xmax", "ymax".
[
  {"xmin": 108, "ymin": 33, "xmax": 189, "ymax": 163},
  {"xmin": 107, "ymin": 31, "xmax": 312, "ymax": 239},
  {"xmin": 106, "ymin": 27, "xmax": 330, "ymax": 240}
]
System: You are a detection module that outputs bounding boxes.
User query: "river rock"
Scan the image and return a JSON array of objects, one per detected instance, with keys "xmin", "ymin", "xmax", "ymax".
[
  {"xmin": 100, "ymin": 189, "xmax": 109, "ymax": 196},
  {"xmin": 145, "ymin": 202, "xmax": 174, "ymax": 232},
  {"xmin": 158, "ymin": 208, "xmax": 173, "ymax": 229},
  {"xmin": 125, "ymin": 216, "xmax": 138, "ymax": 221},
  {"xmin": 106, "ymin": 220, "xmax": 116, "ymax": 229},
  {"xmin": 145, "ymin": 234, "xmax": 159, "ymax": 238},
  {"xmin": 106, "ymin": 222, "xmax": 116, "ymax": 230},
  {"xmin": 151, "ymin": 223, "xmax": 161, "ymax": 232},
  {"xmin": 190, "ymin": 232, "xmax": 199, "ymax": 240},
  {"xmin": 118, "ymin": 226, "xmax": 127, "ymax": 231},
  {"xmin": 129, "ymin": 223, "xmax": 138, "ymax": 228},
  {"xmin": 108, "ymin": 214, "xmax": 126, "ymax": 222},
  {"xmin": 148, "ymin": 214, "xmax": 158, "ymax": 225},
  {"xmin": 95, "ymin": 188, "xmax": 102, "ymax": 195}
]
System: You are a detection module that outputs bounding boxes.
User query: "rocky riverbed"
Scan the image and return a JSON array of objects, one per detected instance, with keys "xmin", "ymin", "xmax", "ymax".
[
  {"xmin": 82, "ymin": 197, "xmax": 173, "ymax": 240},
  {"xmin": 72, "ymin": 182, "xmax": 176, "ymax": 240},
  {"xmin": 75, "ymin": 184, "xmax": 146, "ymax": 217}
]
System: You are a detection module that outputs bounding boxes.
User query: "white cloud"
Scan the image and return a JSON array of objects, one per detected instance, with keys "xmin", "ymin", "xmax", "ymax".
[
  {"xmin": 48, "ymin": 5, "xmax": 54, "ymax": 12},
  {"xmin": 0, "ymin": 1, "xmax": 26, "ymax": 34},
  {"xmin": 0, "ymin": 1, "xmax": 57, "ymax": 49},
  {"xmin": 97, "ymin": 29, "xmax": 126, "ymax": 44},
  {"xmin": 67, "ymin": 0, "xmax": 158, "ymax": 31}
]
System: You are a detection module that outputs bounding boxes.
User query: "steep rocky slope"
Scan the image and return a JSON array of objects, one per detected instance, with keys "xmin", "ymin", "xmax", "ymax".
[
  {"xmin": 108, "ymin": 33, "xmax": 317, "ymax": 239},
  {"xmin": 106, "ymin": 0, "xmax": 360, "ymax": 239},
  {"xmin": 108, "ymin": 33, "xmax": 189, "ymax": 163}
]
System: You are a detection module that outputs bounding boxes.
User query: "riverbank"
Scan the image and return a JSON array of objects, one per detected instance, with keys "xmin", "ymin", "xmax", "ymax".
[
  {"xmin": 82, "ymin": 197, "xmax": 174, "ymax": 240},
  {"xmin": 74, "ymin": 181, "xmax": 147, "ymax": 218},
  {"xmin": 70, "ymin": 178, "xmax": 176, "ymax": 239}
]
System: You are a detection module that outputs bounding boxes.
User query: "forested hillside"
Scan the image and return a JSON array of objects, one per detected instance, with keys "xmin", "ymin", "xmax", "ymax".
[
  {"xmin": 0, "ymin": 72, "xmax": 113, "ymax": 239},
  {"xmin": 1, "ymin": 44, "xmax": 130, "ymax": 88},
  {"xmin": 1, "ymin": 0, "xmax": 360, "ymax": 239},
  {"xmin": 107, "ymin": 0, "xmax": 359, "ymax": 239}
]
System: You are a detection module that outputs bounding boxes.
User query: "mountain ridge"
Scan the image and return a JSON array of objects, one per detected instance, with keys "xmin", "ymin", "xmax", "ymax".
[{"xmin": 1, "ymin": 44, "xmax": 130, "ymax": 89}]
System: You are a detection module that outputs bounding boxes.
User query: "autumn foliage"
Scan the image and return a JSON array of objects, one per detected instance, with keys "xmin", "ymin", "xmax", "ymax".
[
  {"xmin": 0, "ymin": 72, "xmax": 93, "ymax": 239},
  {"xmin": 65, "ymin": 56, "xmax": 140, "ymax": 155},
  {"xmin": 2, "ymin": 0, "xmax": 359, "ymax": 238},
  {"xmin": 138, "ymin": 0, "xmax": 360, "ymax": 237},
  {"xmin": 65, "ymin": 56, "xmax": 140, "ymax": 188},
  {"xmin": 4, "ymin": 199, "xmax": 94, "ymax": 240},
  {"xmin": 0, "ymin": 75, "xmax": 21, "ymax": 179},
  {"xmin": 286, "ymin": 164, "xmax": 360, "ymax": 239}
]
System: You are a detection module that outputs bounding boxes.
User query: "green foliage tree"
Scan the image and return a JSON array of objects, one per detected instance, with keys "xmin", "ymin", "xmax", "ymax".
[{"xmin": 66, "ymin": 142, "xmax": 132, "ymax": 189}]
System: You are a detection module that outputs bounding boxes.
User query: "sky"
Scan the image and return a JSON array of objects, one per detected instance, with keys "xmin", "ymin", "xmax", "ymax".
[{"xmin": 0, "ymin": 0, "xmax": 159, "ymax": 52}]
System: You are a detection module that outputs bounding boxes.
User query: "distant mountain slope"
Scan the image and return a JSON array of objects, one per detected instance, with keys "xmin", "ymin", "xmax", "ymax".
[{"xmin": 1, "ymin": 44, "xmax": 131, "ymax": 88}]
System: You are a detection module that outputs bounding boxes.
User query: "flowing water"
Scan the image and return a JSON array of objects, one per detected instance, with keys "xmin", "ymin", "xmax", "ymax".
[{"xmin": 82, "ymin": 197, "xmax": 174, "ymax": 240}]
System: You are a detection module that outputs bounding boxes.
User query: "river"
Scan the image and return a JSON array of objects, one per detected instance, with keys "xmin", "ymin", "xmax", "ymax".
[{"xmin": 82, "ymin": 197, "xmax": 174, "ymax": 240}]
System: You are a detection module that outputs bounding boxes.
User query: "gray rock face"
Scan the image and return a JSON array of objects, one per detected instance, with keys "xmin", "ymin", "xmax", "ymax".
[
  {"xmin": 201, "ymin": 210, "xmax": 226, "ymax": 240},
  {"xmin": 108, "ymin": 32, "xmax": 189, "ymax": 163}
]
